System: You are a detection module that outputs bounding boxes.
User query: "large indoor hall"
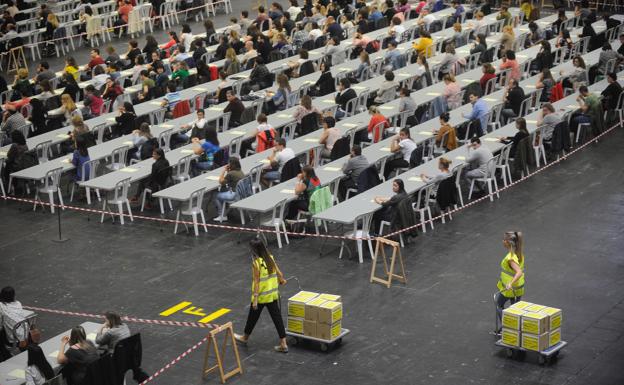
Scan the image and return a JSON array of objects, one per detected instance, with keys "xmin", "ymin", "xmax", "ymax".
[{"xmin": 1, "ymin": 0, "xmax": 623, "ymax": 384}]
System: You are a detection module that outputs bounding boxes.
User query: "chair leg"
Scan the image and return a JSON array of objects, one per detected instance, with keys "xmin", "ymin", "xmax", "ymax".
[
  {"xmin": 70, "ymin": 183, "xmax": 75, "ymax": 202},
  {"xmin": 200, "ymin": 210, "xmax": 208, "ymax": 232},
  {"xmin": 367, "ymin": 238, "xmax": 374, "ymax": 258},
  {"xmin": 275, "ymin": 224, "xmax": 282, "ymax": 248},
  {"xmin": 192, "ymin": 213, "xmax": 199, "ymax": 236},
  {"xmin": 338, "ymin": 240, "xmax": 345, "ymax": 259},
  {"xmin": 457, "ymin": 184, "xmax": 464, "ymax": 207},
  {"xmin": 174, "ymin": 210, "xmax": 180, "ymax": 234},
  {"xmin": 427, "ymin": 206, "xmax": 434, "ymax": 230},
  {"xmin": 140, "ymin": 189, "xmax": 148, "ymax": 212},
  {"xmin": 33, "ymin": 190, "xmax": 39, "ymax": 211},
  {"xmin": 356, "ymin": 239, "xmax": 364, "ymax": 263},
  {"xmin": 419, "ymin": 209, "xmax": 426, "ymax": 233},
  {"xmin": 48, "ymin": 191, "xmax": 55, "ymax": 214},
  {"xmin": 468, "ymin": 180, "xmax": 475, "ymax": 200},
  {"xmin": 118, "ymin": 203, "xmax": 124, "ymax": 225},
  {"xmin": 126, "ymin": 201, "xmax": 133, "ymax": 221},
  {"xmin": 101, "ymin": 200, "xmax": 107, "ymax": 223},
  {"xmin": 487, "ymin": 180, "xmax": 494, "ymax": 202},
  {"xmin": 494, "ymin": 179, "xmax": 500, "ymax": 198}
]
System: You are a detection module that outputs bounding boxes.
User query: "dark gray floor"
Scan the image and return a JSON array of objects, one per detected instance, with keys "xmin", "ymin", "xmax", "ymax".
[{"xmin": 2, "ymin": 125, "xmax": 624, "ymax": 384}]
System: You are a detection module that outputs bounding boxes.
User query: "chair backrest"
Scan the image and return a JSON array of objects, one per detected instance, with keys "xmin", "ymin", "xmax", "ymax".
[
  {"xmin": 356, "ymin": 88, "xmax": 371, "ymax": 113},
  {"xmin": 44, "ymin": 167, "xmax": 63, "ymax": 190},
  {"xmin": 158, "ymin": 128, "xmax": 173, "ymax": 152},
  {"xmin": 248, "ymin": 163, "xmax": 264, "ymax": 193},
  {"xmin": 216, "ymin": 112, "xmax": 232, "ymax": 132},
  {"xmin": 370, "ymin": 121, "xmax": 386, "ymax": 143},
  {"xmin": 281, "ymin": 121, "xmax": 297, "ymax": 142},
  {"xmin": 518, "ymin": 97, "xmax": 532, "ymax": 118},
  {"xmin": 485, "ymin": 155, "xmax": 498, "ymax": 178},
  {"xmin": 113, "ymin": 177, "xmax": 132, "ymax": 201},
  {"xmin": 149, "ymin": 108, "xmax": 167, "ymax": 125},
  {"xmin": 34, "ymin": 140, "xmax": 52, "ymax": 163},
  {"xmin": 234, "ymin": 175, "xmax": 254, "ymax": 201},
  {"xmin": 175, "ymin": 155, "xmax": 192, "ymax": 181},
  {"xmin": 91, "ymin": 123, "xmax": 107, "ymax": 145},
  {"xmin": 251, "ymin": 99, "xmax": 264, "ymax": 120},
  {"xmin": 17, "ymin": 123, "xmax": 31, "ymax": 139},
  {"xmin": 228, "ymin": 135, "xmax": 243, "ymax": 157},
  {"xmin": 498, "ymin": 68, "xmax": 512, "ymax": 88},
  {"xmin": 186, "ymin": 187, "xmax": 206, "ymax": 212},
  {"xmin": 344, "ymin": 97, "xmax": 358, "ymax": 117},
  {"xmin": 110, "ymin": 146, "xmax": 129, "ymax": 167},
  {"xmin": 286, "ymin": 91, "xmax": 300, "ymax": 109},
  {"xmin": 498, "ymin": 144, "xmax": 512, "ymax": 166},
  {"xmin": 112, "ymin": 333, "xmax": 142, "ymax": 384},
  {"xmin": 467, "ymin": 52, "xmax": 481, "ymax": 71},
  {"xmin": 484, "ymin": 76, "xmax": 497, "ymax": 96},
  {"xmin": 80, "ymin": 159, "xmax": 99, "ymax": 182}
]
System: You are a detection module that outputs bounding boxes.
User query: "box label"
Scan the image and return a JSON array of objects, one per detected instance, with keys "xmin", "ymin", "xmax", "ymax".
[
  {"xmin": 501, "ymin": 328, "xmax": 520, "ymax": 347},
  {"xmin": 549, "ymin": 328, "xmax": 561, "ymax": 347},
  {"xmin": 287, "ymin": 317, "xmax": 304, "ymax": 334}
]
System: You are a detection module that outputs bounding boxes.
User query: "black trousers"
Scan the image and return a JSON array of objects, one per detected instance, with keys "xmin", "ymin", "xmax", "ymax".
[
  {"xmin": 243, "ymin": 299, "xmax": 286, "ymax": 339},
  {"xmin": 384, "ymin": 158, "xmax": 408, "ymax": 180}
]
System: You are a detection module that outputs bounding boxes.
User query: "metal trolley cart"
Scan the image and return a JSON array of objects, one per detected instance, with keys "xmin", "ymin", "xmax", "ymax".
[
  {"xmin": 286, "ymin": 328, "xmax": 350, "ymax": 352},
  {"xmin": 495, "ymin": 339, "xmax": 567, "ymax": 365}
]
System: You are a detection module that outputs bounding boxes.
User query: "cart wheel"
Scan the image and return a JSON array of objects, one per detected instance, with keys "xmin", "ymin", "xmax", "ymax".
[
  {"xmin": 335, "ymin": 338, "xmax": 343, "ymax": 347},
  {"xmin": 290, "ymin": 337, "xmax": 299, "ymax": 346},
  {"xmin": 320, "ymin": 343, "xmax": 329, "ymax": 352},
  {"xmin": 506, "ymin": 348, "xmax": 514, "ymax": 358},
  {"xmin": 538, "ymin": 355, "xmax": 546, "ymax": 365}
]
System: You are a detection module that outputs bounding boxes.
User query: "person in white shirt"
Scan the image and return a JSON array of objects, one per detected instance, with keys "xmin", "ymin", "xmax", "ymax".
[
  {"xmin": 0, "ymin": 286, "xmax": 28, "ymax": 345},
  {"xmin": 180, "ymin": 24, "xmax": 193, "ymax": 52},
  {"xmin": 418, "ymin": 8, "xmax": 437, "ymax": 30},
  {"xmin": 389, "ymin": 16, "xmax": 406, "ymax": 42},
  {"xmin": 242, "ymin": 41, "xmax": 258, "ymax": 67},
  {"xmin": 225, "ymin": 17, "xmax": 242, "ymax": 35},
  {"xmin": 308, "ymin": 22, "xmax": 323, "ymax": 40},
  {"xmin": 287, "ymin": 0, "xmax": 302, "ymax": 20},
  {"xmin": 25, "ymin": 345, "xmax": 55, "ymax": 385},
  {"xmin": 384, "ymin": 128, "xmax": 417, "ymax": 179},
  {"xmin": 262, "ymin": 138, "xmax": 295, "ymax": 185}
]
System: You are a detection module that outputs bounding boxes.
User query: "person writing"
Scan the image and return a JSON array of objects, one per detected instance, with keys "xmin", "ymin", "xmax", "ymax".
[
  {"xmin": 235, "ymin": 239, "xmax": 288, "ymax": 353},
  {"xmin": 494, "ymin": 231, "xmax": 525, "ymax": 334},
  {"xmin": 95, "ymin": 311, "xmax": 131, "ymax": 354},
  {"xmin": 56, "ymin": 326, "xmax": 99, "ymax": 385},
  {"xmin": 420, "ymin": 157, "xmax": 452, "ymax": 196}
]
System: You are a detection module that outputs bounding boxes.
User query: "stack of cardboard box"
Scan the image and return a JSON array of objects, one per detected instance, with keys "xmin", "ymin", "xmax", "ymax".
[
  {"xmin": 501, "ymin": 301, "xmax": 562, "ymax": 351},
  {"xmin": 287, "ymin": 291, "xmax": 343, "ymax": 341}
]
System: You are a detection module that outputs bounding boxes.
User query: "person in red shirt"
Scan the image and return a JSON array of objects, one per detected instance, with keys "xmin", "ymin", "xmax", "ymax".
[
  {"xmin": 480, "ymin": 63, "xmax": 497, "ymax": 94},
  {"xmin": 117, "ymin": 0, "xmax": 133, "ymax": 24},
  {"xmin": 85, "ymin": 48, "xmax": 105, "ymax": 72},
  {"xmin": 367, "ymin": 105, "xmax": 389, "ymax": 143}
]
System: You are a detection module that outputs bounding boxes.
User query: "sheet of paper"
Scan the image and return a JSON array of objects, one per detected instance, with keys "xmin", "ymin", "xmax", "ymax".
[
  {"xmin": 379, "ymin": 106, "xmax": 393, "ymax": 110},
  {"xmin": 342, "ymin": 123, "xmax": 359, "ymax": 128},
  {"xmin": 160, "ymin": 124, "xmax": 174, "ymax": 128},
  {"xmin": 0, "ymin": 151, "xmax": 7, "ymax": 156},
  {"xmin": 259, "ymin": 159, "xmax": 270, "ymax": 164},
  {"xmin": 205, "ymin": 175, "xmax": 220, "ymax": 180},
  {"xmin": 339, "ymin": 67, "xmax": 351, "ymax": 71},
  {"xmin": 228, "ymin": 130, "xmax": 245, "ymax": 135},
  {"xmin": 484, "ymin": 137, "xmax": 499, "ymax": 142},
  {"xmin": 280, "ymin": 189, "xmax": 295, "ymax": 194},
  {"xmin": 123, "ymin": 141, "xmax": 133, "ymax": 146},
  {"xmin": 304, "ymin": 80, "xmax": 316, "ymax": 84},
  {"xmin": 323, "ymin": 166, "xmax": 341, "ymax": 171},
  {"xmin": 120, "ymin": 167, "xmax": 139, "ymax": 173},
  {"xmin": 180, "ymin": 149, "xmax": 194, "ymax": 154},
  {"xmin": 397, "ymin": 73, "xmax": 411, "ymax": 77},
  {"xmin": 566, "ymin": 105, "xmax": 578, "ymax": 109},
  {"xmin": 56, "ymin": 134, "xmax": 70, "ymax": 139},
  {"xmin": 49, "ymin": 350, "xmax": 59, "ymax": 358},
  {"xmin": 62, "ymin": 157, "xmax": 72, "ymax": 164},
  {"xmin": 353, "ymin": 86, "xmax": 366, "ymax": 90},
  {"xmin": 149, "ymin": 101, "xmax": 162, "ymax": 106},
  {"xmin": 193, "ymin": 87, "xmax": 208, "ymax": 91},
  {"xmin": 304, "ymin": 138, "xmax": 319, "ymax": 142},
  {"xmin": 8, "ymin": 369, "xmax": 25, "ymax": 379},
  {"xmin": 87, "ymin": 333, "xmax": 97, "ymax": 341},
  {"xmin": 456, "ymin": 156, "xmax": 466, "ymax": 160},
  {"xmin": 107, "ymin": 117, "xmax": 115, "ymax": 122},
  {"xmin": 277, "ymin": 114, "xmax": 290, "ymax": 118},
  {"xmin": 380, "ymin": 147, "xmax": 391, "ymax": 152},
  {"xmin": 526, "ymin": 120, "xmax": 537, "ymax": 124},
  {"xmin": 408, "ymin": 176, "xmax": 423, "ymax": 182},
  {"xmin": 208, "ymin": 107, "xmax": 223, "ymax": 111},
  {"xmin": 418, "ymin": 131, "xmax": 433, "ymax": 135},
  {"xmin": 484, "ymin": 98, "xmax": 497, "ymax": 102},
  {"xmin": 322, "ymin": 99, "xmax": 334, "ymax": 103},
  {"xmin": 426, "ymin": 92, "xmax": 441, "ymax": 96}
]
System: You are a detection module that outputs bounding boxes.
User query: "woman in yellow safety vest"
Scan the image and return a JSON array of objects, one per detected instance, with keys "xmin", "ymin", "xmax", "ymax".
[
  {"xmin": 495, "ymin": 231, "xmax": 525, "ymax": 333},
  {"xmin": 235, "ymin": 239, "xmax": 288, "ymax": 352}
]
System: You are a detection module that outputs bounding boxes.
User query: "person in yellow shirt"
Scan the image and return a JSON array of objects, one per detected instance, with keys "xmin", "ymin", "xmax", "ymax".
[
  {"xmin": 495, "ymin": 231, "xmax": 525, "ymax": 334},
  {"xmin": 520, "ymin": 0, "xmax": 533, "ymax": 21},
  {"xmin": 412, "ymin": 29, "xmax": 434, "ymax": 58},
  {"xmin": 64, "ymin": 57, "xmax": 80, "ymax": 81}
]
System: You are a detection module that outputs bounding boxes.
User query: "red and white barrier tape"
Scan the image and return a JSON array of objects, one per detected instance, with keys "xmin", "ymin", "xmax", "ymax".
[
  {"xmin": 2, "ymin": 122, "xmax": 620, "ymax": 241},
  {"xmin": 138, "ymin": 335, "xmax": 209, "ymax": 385},
  {"xmin": 22, "ymin": 305, "xmax": 218, "ymax": 329}
]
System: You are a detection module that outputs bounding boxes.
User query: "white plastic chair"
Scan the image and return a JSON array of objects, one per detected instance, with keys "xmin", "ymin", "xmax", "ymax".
[
  {"xmin": 259, "ymin": 198, "xmax": 289, "ymax": 248},
  {"xmin": 0, "ymin": 158, "xmax": 5, "ymax": 198},
  {"xmin": 34, "ymin": 140, "xmax": 52, "ymax": 163},
  {"xmin": 281, "ymin": 121, "xmax": 297, "ymax": 142},
  {"xmin": 101, "ymin": 177, "xmax": 133, "ymax": 225},
  {"xmin": 468, "ymin": 156, "xmax": 500, "ymax": 202},
  {"xmin": 149, "ymin": 108, "xmax": 167, "ymax": 125},
  {"xmin": 33, "ymin": 167, "xmax": 64, "ymax": 214},
  {"xmin": 174, "ymin": 187, "xmax": 207, "ymax": 236},
  {"xmin": 531, "ymin": 126, "xmax": 547, "ymax": 168},
  {"xmin": 107, "ymin": 146, "xmax": 129, "ymax": 171},
  {"xmin": 70, "ymin": 159, "xmax": 101, "ymax": 205},
  {"xmin": 495, "ymin": 144, "xmax": 513, "ymax": 188},
  {"xmin": 173, "ymin": 154, "xmax": 192, "ymax": 184},
  {"xmin": 453, "ymin": 163, "xmax": 466, "ymax": 207},
  {"xmin": 412, "ymin": 184, "xmax": 435, "ymax": 233},
  {"xmin": 158, "ymin": 128, "xmax": 173, "ymax": 152},
  {"xmin": 215, "ymin": 112, "xmax": 231, "ymax": 133},
  {"xmin": 338, "ymin": 213, "xmax": 374, "ymax": 264}
]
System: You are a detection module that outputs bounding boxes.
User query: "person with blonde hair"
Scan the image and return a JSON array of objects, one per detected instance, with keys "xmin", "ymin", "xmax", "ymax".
[
  {"xmin": 224, "ymin": 48, "xmax": 241, "ymax": 76},
  {"xmin": 12, "ymin": 68, "xmax": 33, "ymax": 98},
  {"xmin": 267, "ymin": 74, "xmax": 291, "ymax": 112},
  {"xmin": 420, "ymin": 157, "xmax": 452, "ymax": 195},
  {"xmin": 60, "ymin": 94, "xmax": 82, "ymax": 124},
  {"xmin": 494, "ymin": 231, "xmax": 526, "ymax": 333},
  {"xmin": 443, "ymin": 74, "xmax": 462, "ymax": 110},
  {"xmin": 499, "ymin": 25, "xmax": 515, "ymax": 59},
  {"xmin": 471, "ymin": 11, "xmax": 488, "ymax": 37}
]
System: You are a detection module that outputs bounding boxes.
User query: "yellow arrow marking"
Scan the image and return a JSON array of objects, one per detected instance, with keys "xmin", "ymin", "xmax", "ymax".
[
  {"xmin": 159, "ymin": 301, "xmax": 192, "ymax": 317},
  {"xmin": 183, "ymin": 306, "xmax": 207, "ymax": 316},
  {"xmin": 198, "ymin": 308, "xmax": 231, "ymax": 324}
]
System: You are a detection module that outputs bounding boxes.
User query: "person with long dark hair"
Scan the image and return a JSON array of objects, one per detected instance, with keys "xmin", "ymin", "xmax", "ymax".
[
  {"xmin": 26, "ymin": 345, "xmax": 55, "ymax": 384},
  {"xmin": 372, "ymin": 178, "xmax": 407, "ymax": 234},
  {"xmin": 57, "ymin": 326, "xmax": 99, "ymax": 385},
  {"xmin": 113, "ymin": 101, "xmax": 136, "ymax": 137},
  {"xmin": 287, "ymin": 165, "xmax": 321, "ymax": 219},
  {"xmin": 234, "ymin": 239, "xmax": 288, "ymax": 353},
  {"xmin": 95, "ymin": 311, "xmax": 131, "ymax": 354},
  {"xmin": 72, "ymin": 135, "xmax": 91, "ymax": 182}
]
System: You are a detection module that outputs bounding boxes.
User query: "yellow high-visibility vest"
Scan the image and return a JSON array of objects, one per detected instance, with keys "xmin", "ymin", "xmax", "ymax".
[
  {"xmin": 497, "ymin": 252, "xmax": 525, "ymax": 298},
  {"xmin": 252, "ymin": 256, "xmax": 279, "ymax": 304}
]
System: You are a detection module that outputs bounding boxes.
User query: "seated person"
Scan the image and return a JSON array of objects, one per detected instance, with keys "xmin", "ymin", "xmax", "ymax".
[
  {"xmin": 420, "ymin": 157, "xmax": 452, "ymax": 196},
  {"xmin": 254, "ymin": 114, "xmax": 278, "ymax": 153},
  {"xmin": 213, "ymin": 157, "xmax": 245, "ymax": 222},
  {"xmin": 95, "ymin": 312, "xmax": 131, "ymax": 354},
  {"xmin": 319, "ymin": 116, "xmax": 340, "ymax": 159},
  {"xmin": 383, "ymin": 128, "xmax": 416, "ymax": 179},
  {"xmin": 286, "ymin": 165, "xmax": 321, "ymax": 219},
  {"xmin": 132, "ymin": 148, "xmax": 171, "ymax": 209},
  {"xmin": 339, "ymin": 145, "xmax": 369, "ymax": 200},
  {"xmin": 433, "ymin": 112, "xmax": 458, "ymax": 151},
  {"xmin": 0, "ymin": 286, "xmax": 28, "ymax": 348},
  {"xmin": 261, "ymin": 138, "xmax": 295, "ymax": 186},
  {"xmin": 192, "ymin": 129, "xmax": 220, "ymax": 175},
  {"xmin": 372, "ymin": 178, "xmax": 407, "ymax": 234},
  {"xmin": 56, "ymin": 326, "xmax": 99, "ymax": 385}
]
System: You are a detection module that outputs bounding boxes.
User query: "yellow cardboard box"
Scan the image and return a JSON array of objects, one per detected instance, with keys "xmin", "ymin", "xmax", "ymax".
[
  {"xmin": 288, "ymin": 291, "xmax": 319, "ymax": 318},
  {"xmin": 549, "ymin": 328, "xmax": 561, "ymax": 347},
  {"xmin": 509, "ymin": 301, "xmax": 534, "ymax": 310},
  {"xmin": 304, "ymin": 298, "xmax": 327, "ymax": 321},
  {"xmin": 317, "ymin": 301, "xmax": 342, "ymax": 325},
  {"xmin": 317, "ymin": 321, "xmax": 342, "ymax": 341},
  {"xmin": 524, "ymin": 304, "xmax": 547, "ymax": 313},
  {"xmin": 540, "ymin": 307, "xmax": 563, "ymax": 330},
  {"xmin": 522, "ymin": 312, "xmax": 549, "ymax": 335},
  {"xmin": 287, "ymin": 317, "xmax": 304, "ymax": 334},
  {"xmin": 303, "ymin": 320, "xmax": 317, "ymax": 337},
  {"xmin": 502, "ymin": 307, "xmax": 526, "ymax": 330},
  {"xmin": 521, "ymin": 332, "xmax": 549, "ymax": 352},
  {"xmin": 318, "ymin": 293, "xmax": 342, "ymax": 302},
  {"xmin": 501, "ymin": 328, "xmax": 521, "ymax": 347}
]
